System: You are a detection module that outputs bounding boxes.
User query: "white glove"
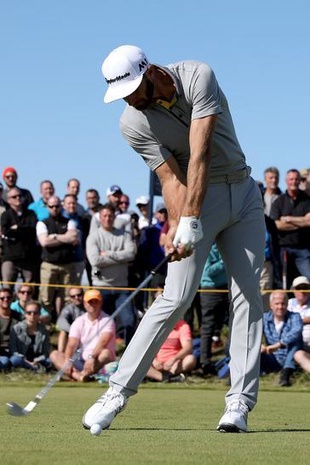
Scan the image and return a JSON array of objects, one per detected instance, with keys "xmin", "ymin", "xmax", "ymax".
[{"xmin": 173, "ymin": 216, "xmax": 203, "ymax": 250}]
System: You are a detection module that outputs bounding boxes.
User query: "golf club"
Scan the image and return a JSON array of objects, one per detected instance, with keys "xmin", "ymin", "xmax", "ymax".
[{"xmin": 7, "ymin": 252, "xmax": 172, "ymax": 417}]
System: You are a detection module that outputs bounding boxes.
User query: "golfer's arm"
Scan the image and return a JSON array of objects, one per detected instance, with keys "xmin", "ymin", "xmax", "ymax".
[
  {"xmin": 182, "ymin": 115, "xmax": 217, "ymax": 217},
  {"xmin": 155, "ymin": 157, "xmax": 187, "ymax": 225}
]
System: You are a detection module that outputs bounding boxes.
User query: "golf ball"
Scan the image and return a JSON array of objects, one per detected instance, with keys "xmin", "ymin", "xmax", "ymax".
[{"xmin": 90, "ymin": 423, "xmax": 102, "ymax": 436}]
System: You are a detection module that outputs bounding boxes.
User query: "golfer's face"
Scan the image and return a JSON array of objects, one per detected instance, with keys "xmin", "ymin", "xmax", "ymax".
[{"xmin": 124, "ymin": 75, "xmax": 154, "ymax": 111}]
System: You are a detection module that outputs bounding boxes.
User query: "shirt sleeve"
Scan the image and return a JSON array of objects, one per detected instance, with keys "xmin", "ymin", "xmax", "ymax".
[{"xmin": 36, "ymin": 221, "xmax": 48, "ymax": 236}]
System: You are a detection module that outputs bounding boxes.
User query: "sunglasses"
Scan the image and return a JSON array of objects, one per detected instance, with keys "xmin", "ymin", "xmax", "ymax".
[
  {"xmin": 0, "ymin": 296, "xmax": 11, "ymax": 300},
  {"xmin": 70, "ymin": 293, "xmax": 83, "ymax": 298},
  {"xmin": 25, "ymin": 311, "xmax": 40, "ymax": 315},
  {"xmin": 19, "ymin": 290, "xmax": 32, "ymax": 295},
  {"xmin": 9, "ymin": 194, "xmax": 22, "ymax": 199},
  {"xmin": 5, "ymin": 174, "xmax": 16, "ymax": 179},
  {"xmin": 120, "ymin": 201, "xmax": 129, "ymax": 205},
  {"xmin": 48, "ymin": 204, "xmax": 61, "ymax": 209}
]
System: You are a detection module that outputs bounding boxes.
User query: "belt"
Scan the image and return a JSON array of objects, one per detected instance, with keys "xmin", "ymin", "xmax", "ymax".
[{"xmin": 209, "ymin": 167, "xmax": 251, "ymax": 184}]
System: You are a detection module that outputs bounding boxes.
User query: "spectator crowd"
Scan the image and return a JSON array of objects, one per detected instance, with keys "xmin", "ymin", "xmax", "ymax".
[{"xmin": 0, "ymin": 165, "xmax": 310, "ymax": 385}]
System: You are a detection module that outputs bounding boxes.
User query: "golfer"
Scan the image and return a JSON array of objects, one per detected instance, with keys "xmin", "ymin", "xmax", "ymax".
[{"xmin": 83, "ymin": 45, "xmax": 265, "ymax": 433}]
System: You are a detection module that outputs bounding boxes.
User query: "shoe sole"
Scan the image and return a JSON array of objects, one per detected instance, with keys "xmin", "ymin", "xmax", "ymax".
[{"xmin": 217, "ymin": 423, "xmax": 247, "ymax": 433}]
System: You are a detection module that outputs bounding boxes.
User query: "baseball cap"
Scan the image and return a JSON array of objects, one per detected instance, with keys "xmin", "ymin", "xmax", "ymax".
[
  {"xmin": 291, "ymin": 276, "xmax": 310, "ymax": 289},
  {"xmin": 135, "ymin": 195, "xmax": 149, "ymax": 206},
  {"xmin": 3, "ymin": 167, "xmax": 17, "ymax": 179},
  {"xmin": 106, "ymin": 185, "xmax": 123, "ymax": 196},
  {"xmin": 84, "ymin": 289, "xmax": 102, "ymax": 302},
  {"xmin": 102, "ymin": 45, "xmax": 150, "ymax": 103},
  {"xmin": 299, "ymin": 168, "xmax": 309, "ymax": 178},
  {"xmin": 155, "ymin": 202, "xmax": 167, "ymax": 212}
]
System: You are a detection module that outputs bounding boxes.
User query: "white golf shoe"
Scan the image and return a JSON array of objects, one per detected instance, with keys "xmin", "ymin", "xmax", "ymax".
[
  {"xmin": 82, "ymin": 386, "xmax": 128, "ymax": 430},
  {"xmin": 217, "ymin": 399, "xmax": 249, "ymax": 433}
]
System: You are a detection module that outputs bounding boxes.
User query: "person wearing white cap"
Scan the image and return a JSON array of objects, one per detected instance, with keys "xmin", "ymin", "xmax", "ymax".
[
  {"xmin": 83, "ymin": 45, "xmax": 265, "ymax": 434},
  {"xmin": 292, "ymin": 274, "xmax": 310, "ymax": 374},
  {"xmin": 288, "ymin": 276, "xmax": 310, "ymax": 350},
  {"xmin": 135, "ymin": 195, "xmax": 156, "ymax": 229}
]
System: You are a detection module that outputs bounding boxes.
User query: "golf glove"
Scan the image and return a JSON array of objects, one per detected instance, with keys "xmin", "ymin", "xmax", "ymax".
[{"xmin": 173, "ymin": 216, "xmax": 203, "ymax": 250}]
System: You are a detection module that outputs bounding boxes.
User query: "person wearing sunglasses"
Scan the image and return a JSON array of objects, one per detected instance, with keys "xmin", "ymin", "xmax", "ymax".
[
  {"xmin": 9, "ymin": 300, "xmax": 51, "ymax": 373},
  {"xmin": 36, "ymin": 195, "xmax": 79, "ymax": 320},
  {"xmin": 2, "ymin": 166, "xmax": 34, "ymax": 208},
  {"xmin": 56, "ymin": 287, "xmax": 86, "ymax": 352},
  {"xmin": 1, "ymin": 187, "xmax": 39, "ymax": 288},
  {"xmin": 10, "ymin": 284, "xmax": 51, "ymax": 325},
  {"xmin": 0, "ymin": 287, "xmax": 21, "ymax": 371}
]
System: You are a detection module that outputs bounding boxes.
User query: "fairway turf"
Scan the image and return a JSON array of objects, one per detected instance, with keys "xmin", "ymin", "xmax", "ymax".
[{"xmin": 0, "ymin": 384, "xmax": 309, "ymax": 465}]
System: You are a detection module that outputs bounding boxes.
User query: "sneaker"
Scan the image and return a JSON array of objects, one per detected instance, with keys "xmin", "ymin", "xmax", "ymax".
[
  {"xmin": 279, "ymin": 368, "xmax": 294, "ymax": 387},
  {"xmin": 162, "ymin": 371, "xmax": 186, "ymax": 383},
  {"xmin": 82, "ymin": 386, "xmax": 128, "ymax": 430},
  {"xmin": 168, "ymin": 373, "xmax": 186, "ymax": 383},
  {"xmin": 217, "ymin": 399, "xmax": 249, "ymax": 433}
]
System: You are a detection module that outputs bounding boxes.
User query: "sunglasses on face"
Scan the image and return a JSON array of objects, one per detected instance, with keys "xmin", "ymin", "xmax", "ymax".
[
  {"xmin": 0, "ymin": 296, "xmax": 11, "ymax": 301},
  {"xmin": 48, "ymin": 204, "xmax": 61, "ymax": 209},
  {"xmin": 120, "ymin": 201, "xmax": 129, "ymax": 205},
  {"xmin": 25, "ymin": 311, "xmax": 40, "ymax": 315},
  {"xmin": 19, "ymin": 290, "xmax": 32, "ymax": 295},
  {"xmin": 9, "ymin": 194, "xmax": 22, "ymax": 199},
  {"xmin": 70, "ymin": 293, "xmax": 83, "ymax": 298}
]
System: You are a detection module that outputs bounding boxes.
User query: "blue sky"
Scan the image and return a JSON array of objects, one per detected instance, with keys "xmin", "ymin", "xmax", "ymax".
[{"xmin": 1, "ymin": 1, "xmax": 309, "ymax": 209}]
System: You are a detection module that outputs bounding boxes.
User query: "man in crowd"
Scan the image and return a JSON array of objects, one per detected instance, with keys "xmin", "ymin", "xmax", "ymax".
[
  {"xmin": 66, "ymin": 178, "xmax": 86, "ymax": 218},
  {"xmin": 146, "ymin": 319, "xmax": 196, "ymax": 383},
  {"xmin": 85, "ymin": 189, "xmax": 102, "ymax": 218},
  {"xmin": 262, "ymin": 167, "xmax": 282, "ymax": 217},
  {"xmin": 62, "ymin": 194, "xmax": 89, "ymax": 284},
  {"xmin": 2, "ymin": 167, "xmax": 34, "ymax": 207},
  {"xmin": 0, "ymin": 287, "xmax": 21, "ymax": 371},
  {"xmin": 56, "ymin": 287, "xmax": 86, "ymax": 352},
  {"xmin": 1, "ymin": 187, "xmax": 39, "ymax": 287},
  {"xmin": 270, "ymin": 169, "xmax": 310, "ymax": 287},
  {"xmin": 261, "ymin": 290, "xmax": 303, "ymax": 386},
  {"xmin": 50, "ymin": 289, "xmax": 116, "ymax": 382},
  {"xmin": 86, "ymin": 203, "xmax": 136, "ymax": 346},
  {"xmin": 36, "ymin": 195, "xmax": 79, "ymax": 319},
  {"xmin": 28, "ymin": 180, "xmax": 55, "ymax": 221},
  {"xmin": 89, "ymin": 185, "xmax": 130, "ymax": 233}
]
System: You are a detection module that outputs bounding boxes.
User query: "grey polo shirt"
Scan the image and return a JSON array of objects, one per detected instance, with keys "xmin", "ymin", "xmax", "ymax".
[{"xmin": 120, "ymin": 60, "xmax": 247, "ymax": 179}]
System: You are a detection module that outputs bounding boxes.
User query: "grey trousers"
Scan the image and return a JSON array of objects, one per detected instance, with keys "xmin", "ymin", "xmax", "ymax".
[{"xmin": 110, "ymin": 176, "xmax": 265, "ymax": 410}]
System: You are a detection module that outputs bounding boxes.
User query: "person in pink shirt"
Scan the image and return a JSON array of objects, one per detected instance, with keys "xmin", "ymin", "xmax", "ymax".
[
  {"xmin": 50, "ymin": 289, "xmax": 116, "ymax": 381},
  {"xmin": 146, "ymin": 319, "xmax": 196, "ymax": 382}
]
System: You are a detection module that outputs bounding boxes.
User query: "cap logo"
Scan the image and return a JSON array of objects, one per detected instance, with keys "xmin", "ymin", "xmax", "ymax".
[
  {"xmin": 138, "ymin": 58, "xmax": 149, "ymax": 72},
  {"xmin": 106, "ymin": 72, "xmax": 130, "ymax": 85},
  {"xmin": 105, "ymin": 58, "xmax": 149, "ymax": 85}
]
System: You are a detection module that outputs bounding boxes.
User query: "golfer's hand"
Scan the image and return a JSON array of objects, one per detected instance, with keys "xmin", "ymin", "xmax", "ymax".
[{"xmin": 173, "ymin": 216, "xmax": 203, "ymax": 252}]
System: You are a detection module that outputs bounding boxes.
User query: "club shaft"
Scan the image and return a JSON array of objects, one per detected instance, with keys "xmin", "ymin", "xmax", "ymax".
[{"xmin": 20, "ymin": 253, "xmax": 172, "ymax": 412}]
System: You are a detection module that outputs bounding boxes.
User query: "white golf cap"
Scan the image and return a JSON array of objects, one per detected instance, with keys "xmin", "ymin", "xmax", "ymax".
[
  {"xmin": 291, "ymin": 276, "xmax": 310, "ymax": 288},
  {"xmin": 135, "ymin": 195, "xmax": 149, "ymax": 206},
  {"xmin": 102, "ymin": 45, "xmax": 150, "ymax": 103}
]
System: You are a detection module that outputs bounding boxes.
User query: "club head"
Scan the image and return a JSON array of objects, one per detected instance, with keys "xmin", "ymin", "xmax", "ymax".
[{"xmin": 7, "ymin": 402, "xmax": 27, "ymax": 417}]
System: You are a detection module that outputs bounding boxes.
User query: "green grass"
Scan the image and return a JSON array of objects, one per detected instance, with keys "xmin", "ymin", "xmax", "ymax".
[{"xmin": 0, "ymin": 377, "xmax": 309, "ymax": 465}]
